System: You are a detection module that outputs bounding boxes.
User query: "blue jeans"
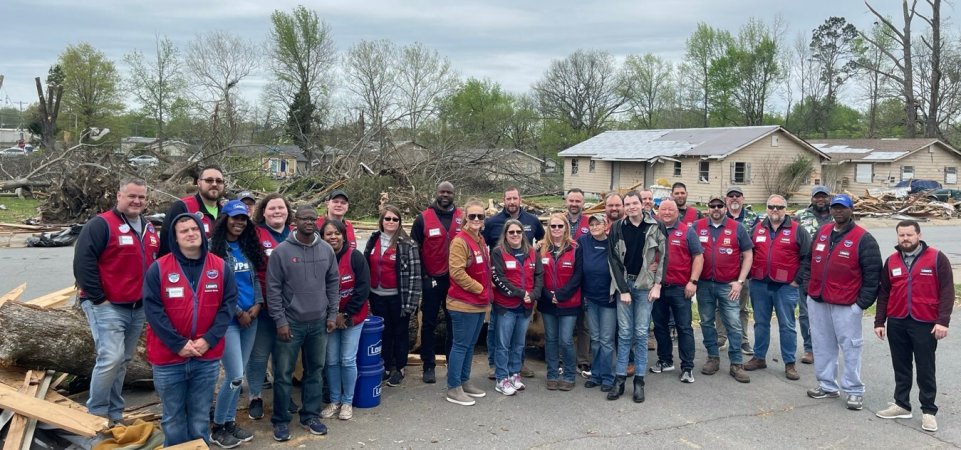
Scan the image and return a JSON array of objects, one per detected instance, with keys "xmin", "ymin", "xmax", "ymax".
[
  {"xmin": 272, "ymin": 319, "xmax": 327, "ymax": 425},
  {"xmin": 447, "ymin": 310, "xmax": 485, "ymax": 389},
  {"xmin": 213, "ymin": 321, "xmax": 258, "ymax": 424},
  {"xmin": 325, "ymin": 322, "xmax": 364, "ymax": 404},
  {"xmin": 542, "ymin": 313, "xmax": 576, "ymax": 383},
  {"xmin": 486, "ymin": 310, "xmax": 498, "ymax": 367},
  {"xmin": 245, "ymin": 308, "xmax": 275, "ymax": 398},
  {"xmin": 697, "ymin": 281, "xmax": 744, "ymax": 364},
  {"xmin": 797, "ymin": 286, "xmax": 812, "ymax": 353},
  {"xmin": 652, "ymin": 285, "xmax": 695, "ymax": 371},
  {"xmin": 750, "ymin": 280, "xmax": 798, "ymax": 364},
  {"xmin": 586, "ymin": 302, "xmax": 616, "ymax": 386},
  {"xmin": 615, "ymin": 287, "xmax": 653, "ymax": 376},
  {"xmin": 81, "ymin": 301, "xmax": 146, "ymax": 421},
  {"xmin": 494, "ymin": 310, "xmax": 530, "ymax": 380},
  {"xmin": 153, "ymin": 359, "xmax": 220, "ymax": 447}
]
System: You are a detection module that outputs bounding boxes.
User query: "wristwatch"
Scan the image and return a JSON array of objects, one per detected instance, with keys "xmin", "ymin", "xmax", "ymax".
[{"xmin": 688, "ymin": 279, "xmax": 698, "ymax": 285}]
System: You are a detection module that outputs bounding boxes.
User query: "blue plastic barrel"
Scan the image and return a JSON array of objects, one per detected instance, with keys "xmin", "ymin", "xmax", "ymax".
[
  {"xmin": 356, "ymin": 315, "xmax": 384, "ymax": 367},
  {"xmin": 352, "ymin": 361, "xmax": 384, "ymax": 408}
]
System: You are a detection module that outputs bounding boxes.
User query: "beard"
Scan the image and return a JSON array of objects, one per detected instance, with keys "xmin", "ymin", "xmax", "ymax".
[
  {"xmin": 899, "ymin": 241, "xmax": 920, "ymax": 253},
  {"xmin": 813, "ymin": 204, "xmax": 829, "ymax": 213}
]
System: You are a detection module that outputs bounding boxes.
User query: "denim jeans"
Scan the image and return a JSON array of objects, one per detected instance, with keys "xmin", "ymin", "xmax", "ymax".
[
  {"xmin": 542, "ymin": 312, "xmax": 576, "ymax": 383},
  {"xmin": 213, "ymin": 321, "xmax": 258, "ymax": 424},
  {"xmin": 652, "ymin": 285, "xmax": 695, "ymax": 371},
  {"xmin": 586, "ymin": 302, "xmax": 616, "ymax": 386},
  {"xmin": 245, "ymin": 308, "xmax": 275, "ymax": 399},
  {"xmin": 697, "ymin": 281, "xmax": 744, "ymax": 364},
  {"xmin": 325, "ymin": 322, "xmax": 364, "ymax": 404},
  {"xmin": 81, "ymin": 301, "xmax": 146, "ymax": 421},
  {"xmin": 797, "ymin": 286, "xmax": 812, "ymax": 353},
  {"xmin": 487, "ymin": 310, "xmax": 498, "ymax": 367},
  {"xmin": 272, "ymin": 319, "xmax": 328, "ymax": 425},
  {"xmin": 750, "ymin": 280, "xmax": 798, "ymax": 364},
  {"xmin": 447, "ymin": 310, "xmax": 485, "ymax": 389},
  {"xmin": 615, "ymin": 286, "xmax": 653, "ymax": 376},
  {"xmin": 153, "ymin": 359, "xmax": 220, "ymax": 447},
  {"xmin": 494, "ymin": 309, "xmax": 530, "ymax": 380}
]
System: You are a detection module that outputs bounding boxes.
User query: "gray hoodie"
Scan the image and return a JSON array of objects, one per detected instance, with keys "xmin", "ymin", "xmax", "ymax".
[{"xmin": 266, "ymin": 231, "xmax": 340, "ymax": 328}]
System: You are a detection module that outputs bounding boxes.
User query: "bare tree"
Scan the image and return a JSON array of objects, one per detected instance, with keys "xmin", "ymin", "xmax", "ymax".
[
  {"xmin": 622, "ymin": 53, "xmax": 674, "ymax": 129},
  {"xmin": 124, "ymin": 34, "xmax": 186, "ymax": 149},
  {"xmin": 344, "ymin": 39, "xmax": 400, "ymax": 145},
  {"xmin": 185, "ymin": 30, "xmax": 259, "ymax": 142},
  {"xmin": 533, "ymin": 49, "xmax": 626, "ymax": 136},
  {"xmin": 396, "ymin": 42, "xmax": 458, "ymax": 142},
  {"xmin": 861, "ymin": 0, "xmax": 920, "ymax": 137},
  {"xmin": 34, "ymin": 70, "xmax": 64, "ymax": 152},
  {"xmin": 854, "ymin": 22, "xmax": 897, "ymax": 137}
]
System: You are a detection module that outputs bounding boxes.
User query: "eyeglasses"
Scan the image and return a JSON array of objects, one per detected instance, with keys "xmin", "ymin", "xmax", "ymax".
[
  {"xmin": 767, "ymin": 205, "xmax": 786, "ymax": 210},
  {"xmin": 708, "ymin": 204, "xmax": 725, "ymax": 209},
  {"xmin": 201, "ymin": 178, "xmax": 225, "ymax": 185},
  {"xmin": 506, "ymin": 230, "xmax": 524, "ymax": 235},
  {"xmin": 727, "ymin": 193, "xmax": 742, "ymax": 198},
  {"xmin": 550, "ymin": 224, "xmax": 566, "ymax": 229},
  {"xmin": 467, "ymin": 213, "xmax": 484, "ymax": 221},
  {"xmin": 383, "ymin": 216, "xmax": 400, "ymax": 222}
]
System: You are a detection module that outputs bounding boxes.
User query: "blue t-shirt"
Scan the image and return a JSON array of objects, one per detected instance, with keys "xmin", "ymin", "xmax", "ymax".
[
  {"xmin": 577, "ymin": 234, "xmax": 613, "ymax": 306},
  {"xmin": 228, "ymin": 241, "xmax": 256, "ymax": 313}
]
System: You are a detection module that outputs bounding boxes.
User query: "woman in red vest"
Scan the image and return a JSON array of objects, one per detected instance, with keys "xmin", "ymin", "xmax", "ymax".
[
  {"xmin": 445, "ymin": 199, "xmax": 492, "ymax": 406},
  {"xmin": 539, "ymin": 213, "xmax": 583, "ymax": 391},
  {"xmin": 320, "ymin": 219, "xmax": 370, "ymax": 421},
  {"xmin": 490, "ymin": 219, "xmax": 543, "ymax": 396},
  {"xmin": 364, "ymin": 205, "xmax": 423, "ymax": 387}
]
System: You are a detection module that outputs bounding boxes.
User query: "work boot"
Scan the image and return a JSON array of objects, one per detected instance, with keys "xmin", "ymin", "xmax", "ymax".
[
  {"xmin": 785, "ymin": 363, "xmax": 800, "ymax": 380},
  {"xmin": 607, "ymin": 375, "xmax": 626, "ymax": 400},
  {"xmin": 729, "ymin": 364, "xmax": 750, "ymax": 383},
  {"xmin": 801, "ymin": 351, "xmax": 814, "ymax": 364},
  {"xmin": 520, "ymin": 365, "xmax": 535, "ymax": 378},
  {"xmin": 632, "ymin": 376, "xmax": 645, "ymax": 403},
  {"xmin": 701, "ymin": 356, "xmax": 720, "ymax": 375},
  {"xmin": 743, "ymin": 358, "xmax": 767, "ymax": 371}
]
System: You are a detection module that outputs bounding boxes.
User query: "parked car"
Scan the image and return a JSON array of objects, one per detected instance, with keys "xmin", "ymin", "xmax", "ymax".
[
  {"xmin": 894, "ymin": 179, "xmax": 942, "ymax": 193},
  {"xmin": 128, "ymin": 155, "xmax": 159, "ymax": 167},
  {"xmin": 1, "ymin": 147, "xmax": 27, "ymax": 157},
  {"xmin": 925, "ymin": 188, "xmax": 961, "ymax": 202}
]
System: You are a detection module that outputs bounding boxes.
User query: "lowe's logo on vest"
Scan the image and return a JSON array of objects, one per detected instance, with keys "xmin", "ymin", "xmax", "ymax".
[{"xmin": 367, "ymin": 339, "xmax": 382, "ymax": 357}]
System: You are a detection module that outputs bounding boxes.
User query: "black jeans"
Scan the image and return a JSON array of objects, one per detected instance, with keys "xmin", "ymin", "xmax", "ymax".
[
  {"xmin": 652, "ymin": 285, "xmax": 696, "ymax": 371},
  {"xmin": 887, "ymin": 317, "xmax": 939, "ymax": 415},
  {"xmin": 370, "ymin": 292, "xmax": 410, "ymax": 371},
  {"xmin": 420, "ymin": 275, "xmax": 452, "ymax": 369}
]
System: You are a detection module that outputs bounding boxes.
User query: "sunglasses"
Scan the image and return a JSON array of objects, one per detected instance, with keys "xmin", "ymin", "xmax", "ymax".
[
  {"xmin": 506, "ymin": 230, "xmax": 524, "ymax": 235},
  {"xmin": 467, "ymin": 213, "xmax": 484, "ymax": 221},
  {"xmin": 550, "ymin": 224, "xmax": 566, "ymax": 229},
  {"xmin": 383, "ymin": 216, "xmax": 400, "ymax": 222},
  {"xmin": 767, "ymin": 205, "xmax": 786, "ymax": 210},
  {"xmin": 727, "ymin": 193, "xmax": 742, "ymax": 198},
  {"xmin": 708, "ymin": 204, "xmax": 725, "ymax": 209},
  {"xmin": 201, "ymin": 178, "xmax": 225, "ymax": 185}
]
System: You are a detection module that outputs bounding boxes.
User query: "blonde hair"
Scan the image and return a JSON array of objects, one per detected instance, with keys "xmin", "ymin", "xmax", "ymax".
[{"xmin": 541, "ymin": 212, "xmax": 575, "ymax": 257}]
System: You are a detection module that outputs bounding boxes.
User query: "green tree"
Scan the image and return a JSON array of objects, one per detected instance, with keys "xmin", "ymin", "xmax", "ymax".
[
  {"xmin": 286, "ymin": 84, "xmax": 316, "ymax": 150},
  {"xmin": 683, "ymin": 23, "xmax": 734, "ymax": 126},
  {"xmin": 807, "ymin": 17, "xmax": 859, "ymax": 137},
  {"xmin": 58, "ymin": 42, "xmax": 123, "ymax": 142},
  {"xmin": 622, "ymin": 53, "xmax": 674, "ymax": 129},
  {"xmin": 124, "ymin": 35, "xmax": 186, "ymax": 145},
  {"xmin": 708, "ymin": 18, "xmax": 783, "ymax": 126},
  {"xmin": 439, "ymin": 78, "xmax": 513, "ymax": 148}
]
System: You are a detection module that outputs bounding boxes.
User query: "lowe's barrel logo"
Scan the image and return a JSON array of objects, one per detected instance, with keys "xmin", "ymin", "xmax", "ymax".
[
  {"xmin": 367, "ymin": 340, "xmax": 382, "ymax": 356},
  {"xmin": 373, "ymin": 385, "xmax": 382, "ymax": 397}
]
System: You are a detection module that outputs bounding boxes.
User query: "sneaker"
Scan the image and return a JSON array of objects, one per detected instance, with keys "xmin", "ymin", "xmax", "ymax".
[
  {"xmin": 321, "ymin": 402, "xmax": 341, "ymax": 419},
  {"xmin": 584, "ymin": 380, "xmax": 600, "ymax": 388},
  {"xmin": 423, "ymin": 367, "xmax": 436, "ymax": 384},
  {"xmin": 224, "ymin": 421, "xmax": 253, "ymax": 443},
  {"xmin": 272, "ymin": 423, "xmax": 290, "ymax": 442},
  {"xmin": 520, "ymin": 365, "xmax": 535, "ymax": 378},
  {"xmin": 446, "ymin": 386, "xmax": 475, "ymax": 406},
  {"xmin": 680, "ymin": 369, "xmax": 695, "ymax": 384},
  {"xmin": 580, "ymin": 368, "xmax": 592, "ymax": 379},
  {"xmin": 743, "ymin": 358, "xmax": 767, "ymax": 371},
  {"xmin": 383, "ymin": 369, "xmax": 391, "ymax": 381},
  {"xmin": 729, "ymin": 364, "xmax": 750, "ymax": 383},
  {"xmin": 876, "ymin": 403, "xmax": 912, "ymax": 419},
  {"xmin": 807, "ymin": 387, "xmax": 840, "ymax": 399},
  {"xmin": 387, "ymin": 369, "xmax": 404, "ymax": 387},
  {"xmin": 922, "ymin": 413, "xmax": 938, "ymax": 432},
  {"xmin": 338, "ymin": 404, "xmax": 353, "ymax": 420},
  {"xmin": 302, "ymin": 418, "xmax": 328, "ymax": 435},
  {"xmin": 717, "ymin": 339, "xmax": 728, "ymax": 351},
  {"xmin": 462, "ymin": 381, "xmax": 486, "ymax": 398},
  {"xmin": 210, "ymin": 425, "xmax": 241, "ymax": 449},
  {"xmin": 701, "ymin": 357, "xmax": 720, "ymax": 375},
  {"xmin": 785, "ymin": 363, "xmax": 800, "ymax": 380},
  {"xmin": 509, "ymin": 373, "xmax": 526, "ymax": 391},
  {"xmin": 741, "ymin": 342, "xmax": 754, "ymax": 355},
  {"xmin": 496, "ymin": 378, "xmax": 517, "ymax": 396},
  {"xmin": 487, "ymin": 366, "xmax": 496, "ymax": 380},
  {"xmin": 247, "ymin": 398, "xmax": 264, "ymax": 420},
  {"xmin": 649, "ymin": 360, "xmax": 675, "ymax": 374},
  {"xmin": 801, "ymin": 351, "xmax": 814, "ymax": 364},
  {"xmin": 845, "ymin": 394, "xmax": 863, "ymax": 410}
]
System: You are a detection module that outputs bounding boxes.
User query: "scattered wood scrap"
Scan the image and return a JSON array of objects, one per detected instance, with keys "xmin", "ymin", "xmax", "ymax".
[
  {"xmin": 0, "ymin": 381, "xmax": 107, "ymax": 437},
  {"xmin": 851, "ymin": 190, "xmax": 960, "ymax": 219},
  {"xmin": 21, "ymin": 286, "xmax": 75, "ymax": 309},
  {"xmin": 0, "ymin": 284, "xmax": 26, "ymax": 307},
  {"xmin": 163, "ymin": 439, "xmax": 209, "ymax": 449}
]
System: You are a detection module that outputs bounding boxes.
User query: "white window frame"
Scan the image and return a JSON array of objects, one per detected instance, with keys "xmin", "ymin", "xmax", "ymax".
[
  {"xmin": 946, "ymin": 166, "xmax": 957, "ymax": 184},
  {"xmin": 901, "ymin": 165, "xmax": 915, "ymax": 181},
  {"xmin": 698, "ymin": 160, "xmax": 710, "ymax": 183},
  {"xmin": 673, "ymin": 161, "xmax": 682, "ymax": 177},
  {"xmin": 855, "ymin": 163, "xmax": 872, "ymax": 183},
  {"xmin": 571, "ymin": 159, "xmax": 579, "ymax": 175}
]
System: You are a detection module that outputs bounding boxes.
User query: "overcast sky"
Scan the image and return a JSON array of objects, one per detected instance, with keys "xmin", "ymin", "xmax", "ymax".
[{"xmin": 0, "ymin": 0, "xmax": 925, "ymax": 116}]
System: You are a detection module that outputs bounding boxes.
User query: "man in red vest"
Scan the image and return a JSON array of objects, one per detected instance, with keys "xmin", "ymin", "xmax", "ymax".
[
  {"xmin": 565, "ymin": 187, "xmax": 592, "ymax": 376},
  {"xmin": 604, "ymin": 191, "xmax": 624, "ymax": 233},
  {"xmin": 411, "ymin": 181, "xmax": 462, "ymax": 384},
  {"xmin": 317, "ymin": 189, "xmax": 356, "ymax": 249},
  {"xmin": 672, "ymin": 182, "xmax": 701, "ymax": 227},
  {"xmin": 806, "ymin": 194, "xmax": 881, "ymax": 411},
  {"xmin": 74, "ymin": 177, "xmax": 159, "ymax": 425},
  {"xmin": 874, "ymin": 220, "xmax": 954, "ymax": 433},
  {"xmin": 743, "ymin": 194, "xmax": 811, "ymax": 381},
  {"xmin": 159, "ymin": 165, "xmax": 225, "ymax": 256}
]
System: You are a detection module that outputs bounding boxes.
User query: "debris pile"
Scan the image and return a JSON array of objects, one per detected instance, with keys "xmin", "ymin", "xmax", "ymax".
[{"xmin": 850, "ymin": 190, "xmax": 960, "ymax": 220}]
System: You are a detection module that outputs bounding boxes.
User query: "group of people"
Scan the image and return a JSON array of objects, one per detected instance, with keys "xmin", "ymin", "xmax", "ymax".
[{"xmin": 72, "ymin": 167, "xmax": 954, "ymax": 448}]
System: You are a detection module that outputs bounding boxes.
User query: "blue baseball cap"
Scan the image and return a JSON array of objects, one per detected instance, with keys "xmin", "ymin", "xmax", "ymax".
[
  {"xmin": 830, "ymin": 194, "xmax": 853, "ymax": 209},
  {"xmin": 223, "ymin": 199, "xmax": 250, "ymax": 217}
]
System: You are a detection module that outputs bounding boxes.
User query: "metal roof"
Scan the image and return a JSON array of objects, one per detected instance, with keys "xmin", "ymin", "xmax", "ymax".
[{"xmin": 809, "ymin": 138, "xmax": 961, "ymax": 163}]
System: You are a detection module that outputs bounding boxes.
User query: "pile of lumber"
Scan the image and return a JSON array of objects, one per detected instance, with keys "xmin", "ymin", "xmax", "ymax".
[{"xmin": 851, "ymin": 191, "xmax": 960, "ymax": 219}]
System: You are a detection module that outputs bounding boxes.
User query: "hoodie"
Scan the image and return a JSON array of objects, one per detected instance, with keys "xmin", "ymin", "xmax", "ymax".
[
  {"xmin": 267, "ymin": 231, "xmax": 340, "ymax": 328},
  {"xmin": 143, "ymin": 213, "xmax": 236, "ymax": 357}
]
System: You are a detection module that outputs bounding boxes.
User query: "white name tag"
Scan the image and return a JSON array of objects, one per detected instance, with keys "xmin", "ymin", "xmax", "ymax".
[
  {"xmin": 755, "ymin": 236, "xmax": 766, "ymax": 243},
  {"xmin": 167, "ymin": 287, "xmax": 184, "ymax": 298},
  {"xmin": 505, "ymin": 260, "xmax": 517, "ymax": 269},
  {"xmin": 475, "ymin": 256, "xmax": 484, "ymax": 264},
  {"xmin": 892, "ymin": 268, "xmax": 903, "ymax": 276},
  {"xmin": 119, "ymin": 235, "xmax": 134, "ymax": 246},
  {"xmin": 815, "ymin": 243, "xmax": 826, "ymax": 252},
  {"xmin": 699, "ymin": 236, "xmax": 709, "ymax": 243},
  {"xmin": 203, "ymin": 223, "xmax": 210, "ymax": 233},
  {"xmin": 265, "ymin": 248, "xmax": 273, "ymax": 256},
  {"xmin": 428, "ymin": 228, "xmax": 441, "ymax": 237},
  {"xmin": 542, "ymin": 257, "xmax": 550, "ymax": 264}
]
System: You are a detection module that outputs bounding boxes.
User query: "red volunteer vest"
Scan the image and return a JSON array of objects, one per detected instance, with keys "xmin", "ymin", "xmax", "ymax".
[
  {"xmin": 542, "ymin": 244, "xmax": 582, "ymax": 309},
  {"xmin": 446, "ymin": 231, "xmax": 492, "ymax": 306},
  {"xmin": 146, "ymin": 254, "xmax": 226, "ymax": 366},
  {"xmin": 570, "ymin": 215, "xmax": 590, "ymax": 240},
  {"xmin": 885, "ymin": 247, "xmax": 941, "ymax": 322},
  {"xmin": 337, "ymin": 250, "xmax": 370, "ymax": 325},
  {"xmin": 750, "ymin": 220, "xmax": 801, "ymax": 283},
  {"xmin": 492, "ymin": 248, "xmax": 537, "ymax": 310},
  {"xmin": 807, "ymin": 224, "xmax": 867, "ymax": 305},
  {"xmin": 95, "ymin": 211, "xmax": 160, "ymax": 303},
  {"xmin": 420, "ymin": 208, "xmax": 463, "ymax": 277},
  {"xmin": 680, "ymin": 207, "xmax": 699, "ymax": 227},
  {"xmin": 368, "ymin": 244, "xmax": 399, "ymax": 290},
  {"xmin": 317, "ymin": 217, "xmax": 357, "ymax": 250},
  {"xmin": 181, "ymin": 195, "xmax": 215, "ymax": 237},
  {"xmin": 254, "ymin": 225, "xmax": 284, "ymax": 302},
  {"xmin": 664, "ymin": 222, "xmax": 694, "ymax": 286},
  {"xmin": 695, "ymin": 218, "xmax": 742, "ymax": 283}
]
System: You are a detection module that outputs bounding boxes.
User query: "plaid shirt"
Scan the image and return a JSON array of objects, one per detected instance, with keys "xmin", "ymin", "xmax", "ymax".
[{"xmin": 365, "ymin": 231, "xmax": 423, "ymax": 316}]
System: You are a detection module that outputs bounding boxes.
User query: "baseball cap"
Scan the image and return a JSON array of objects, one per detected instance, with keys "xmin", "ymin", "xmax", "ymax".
[
  {"xmin": 708, "ymin": 194, "xmax": 725, "ymax": 204},
  {"xmin": 223, "ymin": 199, "xmax": 250, "ymax": 217},
  {"xmin": 588, "ymin": 213, "xmax": 607, "ymax": 223},
  {"xmin": 811, "ymin": 185, "xmax": 831, "ymax": 196},
  {"xmin": 830, "ymin": 194, "xmax": 853, "ymax": 209},
  {"xmin": 328, "ymin": 189, "xmax": 349, "ymax": 202},
  {"xmin": 237, "ymin": 191, "xmax": 255, "ymax": 202},
  {"xmin": 725, "ymin": 186, "xmax": 743, "ymax": 196}
]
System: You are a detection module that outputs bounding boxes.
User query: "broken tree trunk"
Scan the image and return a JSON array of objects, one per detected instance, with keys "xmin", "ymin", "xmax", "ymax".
[{"xmin": 0, "ymin": 302, "xmax": 152, "ymax": 385}]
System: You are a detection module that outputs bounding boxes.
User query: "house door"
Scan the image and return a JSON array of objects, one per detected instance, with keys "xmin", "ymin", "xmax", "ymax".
[
  {"xmin": 610, "ymin": 162, "xmax": 620, "ymax": 190},
  {"xmin": 280, "ymin": 160, "xmax": 287, "ymax": 173}
]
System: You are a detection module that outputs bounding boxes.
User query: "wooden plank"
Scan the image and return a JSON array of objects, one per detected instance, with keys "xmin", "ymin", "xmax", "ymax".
[
  {"xmin": 2, "ymin": 371, "xmax": 38, "ymax": 450},
  {"xmin": 22, "ymin": 286, "xmax": 75, "ymax": 309},
  {"xmin": 0, "ymin": 372, "xmax": 33, "ymax": 431},
  {"xmin": 0, "ymin": 283, "xmax": 26, "ymax": 307},
  {"xmin": 163, "ymin": 439, "xmax": 209, "ymax": 449},
  {"xmin": 0, "ymin": 382, "xmax": 107, "ymax": 437},
  {"xmin": 406, "ymin": 354, "xmax": 446, "ymax": 366},
  {"xmin": 20, "ymin": 371, "xmax": 55, "ymax": 450}
]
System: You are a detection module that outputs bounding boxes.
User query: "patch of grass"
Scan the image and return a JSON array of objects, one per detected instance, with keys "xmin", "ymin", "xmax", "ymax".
[{"xmin": 0, "ymin": 198, "xmax": 41, "ymax": 223}]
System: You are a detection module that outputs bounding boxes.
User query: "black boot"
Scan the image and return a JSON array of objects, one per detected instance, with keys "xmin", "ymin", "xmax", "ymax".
[
  {"xmin": 633, "ymin": 376, "xmax": 645, "ymax": 403},
  {"xmin": 607, "ymin": 375, "xmax": 626, "ymax": 400}
]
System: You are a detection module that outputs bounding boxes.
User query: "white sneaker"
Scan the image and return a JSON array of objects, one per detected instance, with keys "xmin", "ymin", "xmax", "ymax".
[
  {"xmin": 922, "ymin": 413, "xmax": 938, "ymax": 432},
  {"xmin": 509, "ymin": 373, "xmax": 526, "ymax": 391},
  {"xmin": 875, "ymin": 403, "xmax": 912, "ymax": 419},
  {"xmin": 495, "ymin": 378, "xmax": 517, "ymax": 396},
  {"xmin": 321, "ymin": 402, "xmax": 341, "ymax": 419},
  {"xmin": 338, "ymin": 404, "xmax": 353, "ymax": 420}
]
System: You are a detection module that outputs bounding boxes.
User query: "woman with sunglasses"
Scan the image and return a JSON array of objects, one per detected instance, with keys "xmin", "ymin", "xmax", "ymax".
[
  {"xmin": 490, "ymin": 219, "xmax": 543, "ymax": 396},
  {"xmin": 364, "ymin": 205, "xmax": 422, "ymax": 387},
  {"xmin": 445, "ymin": 199, "xmax": 492, "ymax": 406},
  {"xmin": 320, "ymin": 219, "xmax": 370, "ymax": 421},
  {"xmin": 539, "ymin": 213, "xmax": 583, "ymax": 391},
  {"xmin": 208, "ymin": 199, "xmax": 267, "ymax": 446}
]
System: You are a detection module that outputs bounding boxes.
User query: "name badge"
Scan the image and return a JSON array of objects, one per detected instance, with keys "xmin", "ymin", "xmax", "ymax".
[
  {"xmin": 119, "ymin": 235, "xmax": 135, "ymax": 246},
  {"xmin": 542, "ymin": 257, "xmax": 550, "ymax": 264},
  {"xmin": 892, "ymin": 268, "xmax": 903, "ymax": 276},
  {"xmin": 475, "ymin": 256, "xmax": 484, "ymax": 264},
  {"xmin": 203, "ymin": 223, "xmax": 210, "ymax": 233},
  {"xmin": 505, "ymin": 260, "xmax": 517, "ymax": 269},
  {"xmin": 815, "ymin": 243, "xmax": 826, "ymax": 252},
  {"xmin": 698, "ymin": 236, "xmax": 709, "ymax": 243},
  {"xmin": 428, "ymin": 228, "xmax": 441, "ymax": 237},
  {"xmin": 265, "ymin": 248, "xmax": 273, "ymax": 256},
  {"xmin": 755, "ymin": 236, "xmax": 766, "ymax": 243},
  {"xmin": 167, "ymin": 287, "xmax": 184, "ymax": 298}
]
